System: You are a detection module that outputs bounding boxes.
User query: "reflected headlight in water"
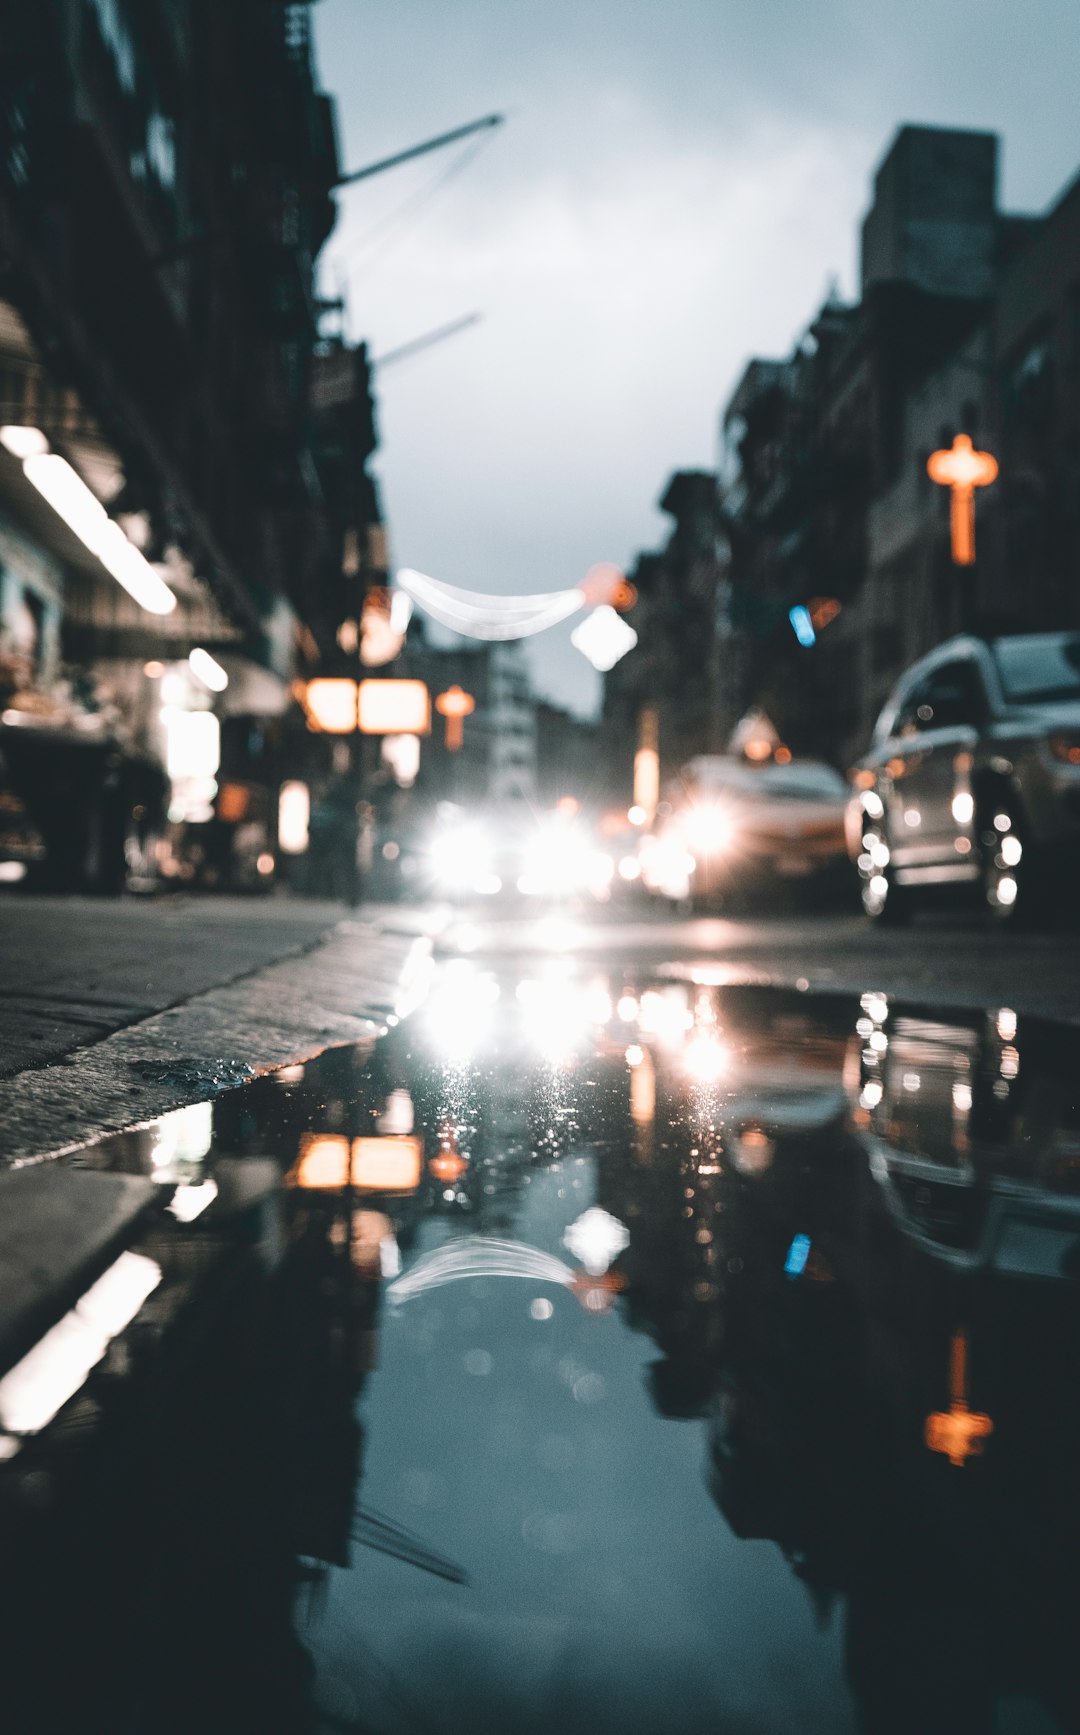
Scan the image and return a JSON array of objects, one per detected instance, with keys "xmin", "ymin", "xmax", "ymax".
[
  {"xmin": 517, "ymin": 970, "xmax": 594, "ymax": 1062},
  {"xmin": 422, "ymin": 962, "xmax": 501, "ymax": 1062},
  {"xmin": 682, "ymin": 1032, "xmax": 731, "ymax": 1085},
  {"xmin": 640, "ymin": 837, "xmax": 695, "ymax": 900}
]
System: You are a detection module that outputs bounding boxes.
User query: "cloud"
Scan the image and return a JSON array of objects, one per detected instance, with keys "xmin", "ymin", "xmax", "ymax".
[{"xmin": 315, "ymin": 0, "xmax": 1080, "ymax": 713}]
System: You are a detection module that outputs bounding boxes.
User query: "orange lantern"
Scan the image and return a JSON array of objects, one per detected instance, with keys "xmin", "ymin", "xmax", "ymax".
[
  {"xmin": 435, "ymin": 685, "xmax": 475, "ymax": 751},
  {"xmin": 927, "ymin": 434, "xmax": 998, "ymax": 566}
]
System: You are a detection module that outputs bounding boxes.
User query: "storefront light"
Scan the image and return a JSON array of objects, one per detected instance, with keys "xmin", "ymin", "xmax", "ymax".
[
  {"xmin": 278, "ymin": 781, "xmax": 310, "ymax": 854},
  {"xmin": 161, "ymin": 708, "xmax": 220, "ymax": 781},
  {"xmin": 188, "ymin": 647, "xmax": 228, "ymax": 692},
  {"xmin": 1, "ymin": 430, "xmax": 177, "ymax": 615}
]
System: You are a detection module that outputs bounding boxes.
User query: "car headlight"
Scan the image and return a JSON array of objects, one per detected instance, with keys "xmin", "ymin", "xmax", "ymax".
[
  {"xmin": 429, "ymin": 826, "xmax": 492, "ymax": 889},
  {"xmin": 641, "ymin": 838, "xmax": 695, "ymax": 898},
  {"xmin": 682, "ymin": 806, "xmax": 735, "ymax": 852}
]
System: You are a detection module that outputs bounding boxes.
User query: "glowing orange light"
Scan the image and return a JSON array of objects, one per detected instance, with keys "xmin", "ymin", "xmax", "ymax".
[
  {"xmin": 808, "ymin": 597, "xmax": 842, "ymax": 631},
  {"xmin": 924, "ymin": 1327, "xmax": 993, "ymax": 1467},
  {"xmin": 434, "ymin": 685, "xmax": 476, "ymax": 751},
  {"xmin": 302, "ymin": 679, "xmax": 358, "ymax": 734},
  {"xmin": 634, "ymin": 709, "xmax": 660, "ymax": 822},
  {"xmin": 569, "ymin": 1268, "xmax": 628, "ymax": 1313},
  {"xmin": 289, "ymin": 1134, "xmax": 351, "ymax": 1189},
  {"xmin": 773, "ymin": 745, "xmax": 792, "ymax": 765},
  {"xmin": 578, "ymin": 562, "xmax": 626, "ymax": 608},
  {"xmin": 926, "ymin": 434, "xmax": 998, "ymax": 566},
  {"xmin": 743, "ymin": 738, "xmax": 773, "ymax": 764},
  {"xmin": 351, "ymin": 1136, "xmax": 423, "ymax": 1193},
  {"xmin": 216, "ymin": 782, "xmax": 250, "ymax": 822},
  {"xmin": 357, "ymin": 679, "xmax": 431, "ymax": 736},
  {"xmin": 430, "ymin": 1150, "xmax": 468, "ymax": 1184}
]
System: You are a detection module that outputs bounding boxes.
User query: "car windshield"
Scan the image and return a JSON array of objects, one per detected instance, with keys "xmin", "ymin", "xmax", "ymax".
[
  {"xmin": 680, "ymin": 759, "xmax": 846, "ymax": 803},
  {"xmin": 992, "ymin": 634, "xmax": 1080, "ymax": 704}
]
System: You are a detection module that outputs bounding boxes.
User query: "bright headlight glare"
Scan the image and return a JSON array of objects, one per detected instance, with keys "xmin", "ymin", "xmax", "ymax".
[
  {"xmin": 430, "ymin": 826, "xmax": 491, "ymax": 887},
  {"xmin": 683, "ymin": 805, "xmax": 735, "ymax": 852}
]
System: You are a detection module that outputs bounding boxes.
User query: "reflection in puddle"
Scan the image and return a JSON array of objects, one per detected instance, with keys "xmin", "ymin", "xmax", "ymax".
[{"xmin": 4, "ymin": 964, "xmax": 1080, "ymax": 1732}]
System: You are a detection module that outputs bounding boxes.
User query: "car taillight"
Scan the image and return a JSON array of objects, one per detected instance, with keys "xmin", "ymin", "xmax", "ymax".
[{"xmin": 1048, "ymin": 735, "xmax": 1080, "ymax": 765}]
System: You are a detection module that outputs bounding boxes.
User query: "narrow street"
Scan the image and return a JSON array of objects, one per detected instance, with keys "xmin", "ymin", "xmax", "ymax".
[
  {"xmin": 2, "ymin": 896, "xmax": 1079, "ymax": 1732},
  {"xmin": 3, "ymin": 2, "xmax": 1080, "ymax": 1728}
]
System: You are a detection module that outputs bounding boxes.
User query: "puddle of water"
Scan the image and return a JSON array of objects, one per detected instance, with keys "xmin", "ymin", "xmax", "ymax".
[{"xmin": 4, "ymin": 965, "xmax": 1080, "ymax": 1734}]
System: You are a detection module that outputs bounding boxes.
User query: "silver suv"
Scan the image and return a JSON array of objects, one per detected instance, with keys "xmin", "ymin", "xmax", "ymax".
[{"xmin": 848, "ymin": 632, "xmax": 1080, "ymax": 923}]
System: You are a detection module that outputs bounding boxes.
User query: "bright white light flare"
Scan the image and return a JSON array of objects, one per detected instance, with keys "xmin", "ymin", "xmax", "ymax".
[
  {"xmin": 188, "ymin": 647, "xmax": 228, "ymax": 691},
  {"xmin": 571, "ymin": 606, "xmax": 638, "ymax": 671},
  {"xmin": 430, "ymin": 823, "xmax": 493, "ymax": 892},
  {"xmin": 0, "ymin": 1251, "xmax": 161, "ymax": 1436},
  {"xmin": 22, "ymin": 449, "xmax": 176, "ymax": 614},
  {"xmin": 278, "ymin": 781, "xmax": 310, "ymax": 854},
  {"xmin": 387, "ymin": 1237, "xmax": 576, "ymax": 1306},
  {"xmin": 562, "ymin": 1207, "xmax": 630, "ymax": 1276},
  {"xmin": 682, "ymin": 805, "xmax": 735, "ymax": 853},
  {"xmin": 396, "ymin": 567, "xmax": 585, "ymax": 641}
]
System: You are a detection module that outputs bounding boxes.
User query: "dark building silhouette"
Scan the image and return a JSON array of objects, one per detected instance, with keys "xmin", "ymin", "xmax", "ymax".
[
  {"xmin": 602, "ymin": 468, "xmax": 728, "ymax": 798},
  {"xmin": 534, "ymin": 698, "xmax": 600, "ymax": 806},
  {"xmin": 717, "ymin": 123, "xmax": 1080, "ymax": 766},
  {"xmin": 606, "ymin": 125, "xmax": 1080, "ymax": 789},
  {"xmin": 0, "ymin": 0, "xmax": 381, "ymax": 885}
]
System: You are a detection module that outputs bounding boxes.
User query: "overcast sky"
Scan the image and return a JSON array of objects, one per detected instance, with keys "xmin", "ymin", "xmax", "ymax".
[{"xmin": 313, "ymin": 0, "xmax": 1080, "ymax": 716}]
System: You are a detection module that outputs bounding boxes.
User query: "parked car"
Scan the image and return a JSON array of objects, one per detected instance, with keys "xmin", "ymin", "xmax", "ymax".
[
  {"xmin": 849, "ymin": 631, "xmax": 1080, "ymax": 924},
  {"xmin": 641, "ymin": 755, "xmax": 850, "ymax": 909}
]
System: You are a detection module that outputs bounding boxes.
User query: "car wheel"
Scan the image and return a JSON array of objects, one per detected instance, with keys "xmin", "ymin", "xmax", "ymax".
[
  {"xmin": 978, "ymin": 797, "xmax": 1032, "ymax": 925},
  {"xmin": 861, "ymin": 857, "xmax": 914, "ymax": 925}
]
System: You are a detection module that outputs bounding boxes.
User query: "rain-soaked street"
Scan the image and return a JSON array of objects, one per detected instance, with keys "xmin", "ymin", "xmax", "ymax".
[
  {"xmin": 4, "ymin": 916, "xmax": 1080, "ymax": 1735},
  {"xmin": 7, "ymin": 3, "xmax": 1080, "ymax": 1728}
]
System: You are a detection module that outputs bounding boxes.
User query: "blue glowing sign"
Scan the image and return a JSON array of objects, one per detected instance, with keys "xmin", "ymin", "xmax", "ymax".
[
  {"xmin": 784, "ymin": 1233, "xmax": 811, "ymax": 1277},
  {"xmin": 789, "ymin": 606, "xmax": 816, "ymax": 647}
]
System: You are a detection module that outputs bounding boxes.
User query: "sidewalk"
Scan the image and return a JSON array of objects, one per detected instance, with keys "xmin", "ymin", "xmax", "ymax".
[{"xmin": 0, "ymin": 894, "xmax": 441, "ymax": 1165}]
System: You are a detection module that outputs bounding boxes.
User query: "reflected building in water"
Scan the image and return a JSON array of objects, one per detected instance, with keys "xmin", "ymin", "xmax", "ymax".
[
  {"xmin": 595, "ymin": 981, "xmax": 1080, "ymax": 1733},
  {"xmin": 6, "ymin": 970, "xmax": 1080, "ymax": 1732}
]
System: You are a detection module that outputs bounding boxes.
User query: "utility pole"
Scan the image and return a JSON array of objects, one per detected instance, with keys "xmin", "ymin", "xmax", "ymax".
[
  {"xmin": 373, "ymin": 314, "xmax": 482, "ymax": 371},
  {"xmin": 333, "ymin": 114, "xmax": 504, "ymax": 189}
]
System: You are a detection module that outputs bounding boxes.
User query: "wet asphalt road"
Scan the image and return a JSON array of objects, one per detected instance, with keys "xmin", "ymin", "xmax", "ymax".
[{"xmin": 3, "ymin": 905, "xmax": 1080, "ymax": 1734}]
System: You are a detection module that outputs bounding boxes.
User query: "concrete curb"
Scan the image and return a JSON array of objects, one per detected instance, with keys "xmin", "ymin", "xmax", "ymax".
[{"xmin": 0, "ymin": 914, "xmax": 436, "ymax": 1168}]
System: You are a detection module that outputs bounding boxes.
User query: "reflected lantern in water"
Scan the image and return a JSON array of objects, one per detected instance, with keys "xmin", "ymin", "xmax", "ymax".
[{"xmin": 924, "ymin": 1327, "xmax": 994, "ymax": 1467}]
